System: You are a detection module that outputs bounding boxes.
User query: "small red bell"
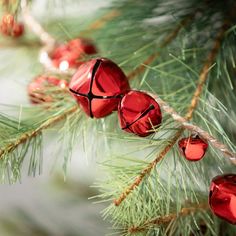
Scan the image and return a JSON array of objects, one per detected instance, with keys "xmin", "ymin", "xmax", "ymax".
[
  {"xmin": 28, "ymin": 75, "xmax": 68, "ymax": 104},
  {"xmin": 209, "ymin": 174, "xmax": 236, "ymax": 224},
  {"xmin": 0, "ymin": 23, "xmax": 9, "ymax": 35},
  {"xmin": 50, "ymin": 38, "xmax": 97, "ymax": 71},
  {"xmin": 178, "ymin": 135, "xmax": 208, "ymax": 161},
  {"xmin": 12, "ymin": 22, "xmax": 24, "ymax": 37},
  {"xmin": 0, "ymin": 14, "xmax": 24, "ymax": 37},
  {"xmin": 1, "ymin": 14, "xmax": 14, "ymax": 28},
  {"xmin": 69, "ymin": 58, "xmax": 130, "ymax": 118},
  {"xmin": 118, "ymin": 90, "xmax": 162, "ymax": 137}
]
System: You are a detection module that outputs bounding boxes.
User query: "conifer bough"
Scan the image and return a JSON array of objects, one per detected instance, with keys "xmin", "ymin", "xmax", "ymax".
[
  {"xmin": 114, "ymin": 13, "xmax": 231, "ymax": 207},
  {"xmin": 0, "ymin": 0, "xmax": 236, "ymax": 235}
]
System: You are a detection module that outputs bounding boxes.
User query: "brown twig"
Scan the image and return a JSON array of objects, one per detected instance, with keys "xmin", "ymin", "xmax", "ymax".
[
  {"xmin": 80, "ymin": 10, "xmax": 120, "ymax": 35},
  {"xmin": 184, "ymin": 20, "xmax": 229, "ymax": 121},
  {"xmin": 0, "ymin": 40, "xmax": 41, "ymax": 49},
  {"xmin": 114, "ymin": 128, "xmax": 183, "ymax": 206},
  {"xmin": 128, "ymin": 203, "xmax": 209, "ymax": 233},
  {"xmin": 114, "ymin": 20, "xmax": 228, "ymax": 207},
  {"xmin": 0, "ymin": 105, "xmax": 78, "ymax": 159},
  {"xmin": 127, "ymin": 14, "xmax": 194, "ymax": 80}
]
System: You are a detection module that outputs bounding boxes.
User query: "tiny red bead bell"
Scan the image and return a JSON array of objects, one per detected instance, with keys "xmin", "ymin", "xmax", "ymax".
[
  {"xmin": 0, "ymin": 23, "xmax": 9, "ymax": 35},
  {"xmin": 69, "ymin": 58, "xmax": 130, "ymax": 118},
  {"xmin": 50, "ymin": 38, "xmax": 97, "ymax": 71},
  {"xmin": 118, "ymin": 90, "xmax": 162, "ymax": 137},
  {"xmin": 12, "ymin": 22, "xmax": 24, "ymax": 37},
  {"xmin": 178, "ymin": 135, "xmax": 208, "ymax": 161},
  {"xmin": 28, "ymin": 75, "xmax": 68, "ymax": 104},
  {"xmin": 209, "ymin": 174, "xmax": 236, "ymax": 224}
]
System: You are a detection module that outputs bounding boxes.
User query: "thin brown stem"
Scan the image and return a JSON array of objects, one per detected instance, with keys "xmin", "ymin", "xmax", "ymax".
[
  {"xmin": 128, "ymin": 203, "xmax": 209, "ymax": 233},
  {"xmin": 114, "ymin": 128, "xmax": 183, "ymax": 206},
  {"xmin": 80, "ymin": 10, "xmax": 120, "ymax": 35},
  {"xmin": 114, "ymin": 20, "xmax": 228, "ymax": 207},
  {"xmin": 0, "ymin": 105, "xmax": 78, "ymax": 159},
  {"xmin": 184, "ymin": 20, "xmax": 229, "ymax": 121},
  {"xmin": 127, "ymin": 14, "xmax": 195, "ymax": 80},
  {"xmin": 0, "ymin": 40, "xmax": 41, "ymax": 48}
]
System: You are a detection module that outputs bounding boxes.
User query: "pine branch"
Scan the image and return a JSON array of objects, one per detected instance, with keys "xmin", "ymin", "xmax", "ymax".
[
  {"xmin": 128, "ymin": 203, "xmax": 209, "ymax": 234},
  {"xmin": 0, "ymin": 105, "xmax": 78, "ymax": 159},
  {"xmin": 1, "ymin": 0, "xmax": 236, "ymax": 234},
  {"xmin": 127, "ymin": 13, "xmax": 195, "ymax": 80},
  {"xmin": 113, "ymin": 129, "xmax": 183, "ymax": 206},
  {"xmin": 0, "ymin": 1, "xmax": 195, "ymax": 171},
  {"xmin": 0, "ymin": 3, "xmax": 122, "ymax": 162},
  {"xmin": 114, "ymin": 19, "xmax": 228, "ymax": 207},
  {"xmin": 152, "ymin": 93, "xmax": 236, "ymax": 164},
  {"xmin": 1, "ymin": 0, "xmax": 176, "ymax": 183},
  {"xmin": 184, "ymin": 19, "xmax": 230, "ymax": 121},
  {"xmin": 79, "ymin": 9, "xmax": 121, "ymax": 35}
]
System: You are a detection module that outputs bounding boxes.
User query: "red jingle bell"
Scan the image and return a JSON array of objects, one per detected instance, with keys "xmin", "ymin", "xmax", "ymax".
[
  {"xmin": 209, "ymin": 174, "xmax": 236, "ymax": 224},
  {"xmin": 0, "ymin": 14, "xmax": 24, "ymax": 37},
  {"xmin": 118, "ymin": 90, "xmax": 162, "ymax": 137},
  {"xmin": 28, "ymin": 75, "xmax": 68, "ymax": 104},
  {"xmin": 0, "ymin": 14, "xmax": 14, "ymax": 36},
  {"xmin": 1, "ymin": 13, "xmax": 14, "ymax": 26},
  {"xmin": 50, "ymin": 38, "xmax": 97, "ymax": 71},
  {"xmin": 69, "ymin": 58, "xmax": 130, "ymax": 118},
  {"xmin": 12, "ymin": 22, "xmax": 24, "ymax": 37},
  {"xmin": 178, "ymin": 135, "xmax": 208, "ymax": 161},
  {"xmin": 0, "ymin": 23, "xmax": 9, "ymax": 35}
]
